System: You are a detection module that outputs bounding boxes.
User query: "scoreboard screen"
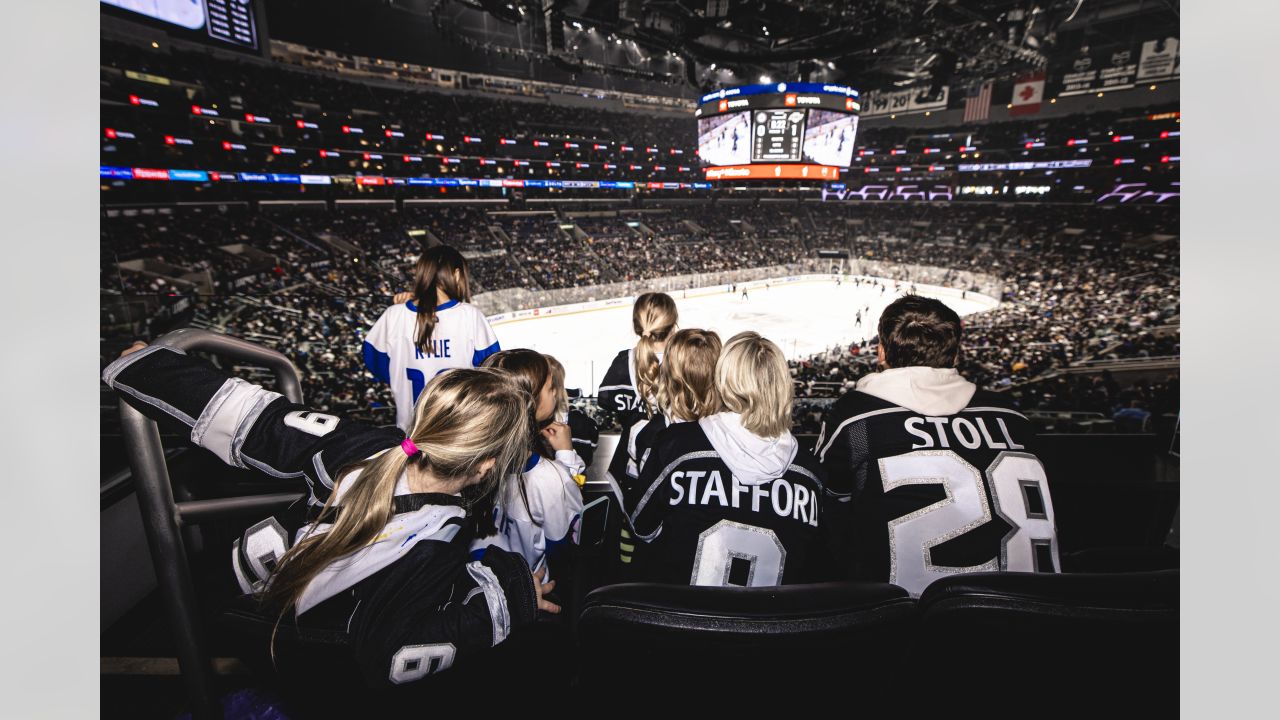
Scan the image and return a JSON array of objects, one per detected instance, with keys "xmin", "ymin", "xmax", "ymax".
[
  {"xmin": 696, "ymin": 82, "xmax": 860, "ymax": 181},
  {"xmin": 102, "ymin": 0, "xmax": 264, "ymax": 51}
]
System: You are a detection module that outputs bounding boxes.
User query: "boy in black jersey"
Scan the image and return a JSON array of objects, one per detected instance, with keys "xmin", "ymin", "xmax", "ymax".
[{"xmin": 817, "ymin": 295, "xmax": 1059, "ymax": 596}]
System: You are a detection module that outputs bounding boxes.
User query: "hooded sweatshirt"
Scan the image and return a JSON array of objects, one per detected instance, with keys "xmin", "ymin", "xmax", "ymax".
[
  {"xmin": 854, "ymin": 366, "xmax": 977, "ymax": 416},
  {"xmin": 698, "ymin": 412, "xmax": 799, "ymax": 486},
  {"xmin": 621, "ymin": 412, "xmax": 833, "ymax": 586}
]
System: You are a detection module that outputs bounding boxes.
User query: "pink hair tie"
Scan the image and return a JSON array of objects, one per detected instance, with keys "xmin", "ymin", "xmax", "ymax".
[{"xmin": 401, "ymin": 438, "xmax": 421, "ymax": 457}]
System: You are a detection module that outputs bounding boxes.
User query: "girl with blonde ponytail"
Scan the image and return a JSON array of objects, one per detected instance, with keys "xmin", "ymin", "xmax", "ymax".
[
  {"xmin": 599, "ymin": 292, "xmax": 677, "ymax": 500},
  {"xmin": 103, "ymin": 341, "xmax": 558, "ymax": 688},
  {"xmin": 364, "ymin": 244, "xmax": 502, "ymax": 431}
]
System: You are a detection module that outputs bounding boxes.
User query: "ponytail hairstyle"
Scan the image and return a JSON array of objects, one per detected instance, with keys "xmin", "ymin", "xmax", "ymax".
[
  {"xmin": 657, "ymin": 328, "xmax": 724, "ymax": 423},
  {"xmin": 545, "ymin": 354, "xmax": 569, "ymax": 420},
  {"xmin": 632, "ymin": 292, "xmax": 678, "ymax": 417},
  {"xmin": 716, "ymin": 331, "xmax": 794, "ymax": 438},
  {"xmin": 482, "ymin": 349, "xmax": 554, "ymax": 526},
  {"xmin": 261, "ymin": 368, "xmax": 531, "ymax": 620},
  {"xmin": 412, "ymin": 245, "xmax": 472, "ymax": 356}
]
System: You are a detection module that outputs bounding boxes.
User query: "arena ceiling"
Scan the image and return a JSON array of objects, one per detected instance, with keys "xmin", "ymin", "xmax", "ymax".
[{"xmin": 267, "ymin": 0, "xmax": 1179, "ymax": 96}]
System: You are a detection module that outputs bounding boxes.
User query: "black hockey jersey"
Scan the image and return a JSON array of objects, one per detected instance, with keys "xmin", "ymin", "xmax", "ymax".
[
  {"xmin": 624, "ymin": 415, "xmax": 833, "ymax": 586},
  {"xmin": 566, "ymin": 408, "xmax": 600, "ymax": 468},
  {"xmin": 597, "ymin": 348, "xmax": 646, "ymax": 427},
  {"xmin": 101, "ymin": 345, "xmax": 540, "ymax": 686},
  {"xmin": 817, "ymin": 377, "xmax": 1060, "ymax": 597}
]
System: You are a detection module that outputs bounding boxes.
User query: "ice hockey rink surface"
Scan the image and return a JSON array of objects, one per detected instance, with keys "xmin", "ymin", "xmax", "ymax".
[{"xmin": 492, "ymin": 276, "xmax": 999, "ymax": 395}]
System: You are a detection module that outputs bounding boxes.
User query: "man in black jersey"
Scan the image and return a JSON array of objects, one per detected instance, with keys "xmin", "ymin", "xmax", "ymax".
[{"xmin": 817, "ymin": 295, "xmax": 1059, "ymax": 596}]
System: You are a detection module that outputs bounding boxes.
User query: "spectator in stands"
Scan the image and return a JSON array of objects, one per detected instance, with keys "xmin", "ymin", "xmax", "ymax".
[
  {"xmin": 476, "ymin": 350, "xmax": 583, "ymax": 584},
  {"xmin": 363, "ymin": 246, "xmax": 501, "ymax": 430},
  {"xmin": 102, "ymin": 342, "xmax": 558, "ymax": 686},
  {"xmin": 545, "ymin": 354, "xmax": 599, "ymax": 478},
  {"xmin": 817, "ymin": 295, "xmax": 1060, "ymax": 596},
  {"xmin": 625, "ymin": 332, "xmax": 831, "ymax": 586},
  {"xmin": 600, "ymin": 292, "xmax": 678, "ymax": 496}
]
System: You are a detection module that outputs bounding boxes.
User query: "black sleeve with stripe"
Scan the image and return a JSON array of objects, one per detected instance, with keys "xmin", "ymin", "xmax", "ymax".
[
  {"xmin": 567, "ymin": 409, "xmax": 600, "ymax": 468},
  {"xmin": 102, "ymin": 345, "xmax": 402, "ymax": 505},
  {"xmin": 597, "ymin": 350, "xmax": 644, "ymax": 427},
  {"xmin": 625, "ymin": 426, "xmax": 675, "ymax": 541}
]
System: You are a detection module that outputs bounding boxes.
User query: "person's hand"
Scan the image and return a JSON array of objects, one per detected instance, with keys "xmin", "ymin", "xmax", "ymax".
[
  {"xmin": 393, "ymin": 291, "xmax": 413, "ymax": 305},
  {"xmin": 532, "ymin": 566, "xmax": 560, "ymax": 614},
  {"xmin": 120, "ymin": 341, "xmax": 148, "ymax": 358},
  {"xmin": 541, "ymin": 422, "xmax": 572, "ymax": 452}
]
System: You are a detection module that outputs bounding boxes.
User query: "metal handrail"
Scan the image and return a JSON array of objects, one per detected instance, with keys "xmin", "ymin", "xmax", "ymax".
[{"xmin": 117, "ymin": 329, "xmax": 304, "ymax": 720}]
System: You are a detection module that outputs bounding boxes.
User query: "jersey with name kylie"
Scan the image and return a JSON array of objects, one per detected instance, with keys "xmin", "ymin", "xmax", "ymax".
[
  {"xmin": 625, "ymin": 419, "xmax": 830, "ymax": 587},
  {"xmin": 817, "ymin": 389, "xmax": 1060, "ymax": 596},
  {"xmin": 363, "ymin": 300, "xmax": 501, "ymax": 431},
  {"xmin": 100, "ymin": 346, "xmax": 540, "ymax": 687}
]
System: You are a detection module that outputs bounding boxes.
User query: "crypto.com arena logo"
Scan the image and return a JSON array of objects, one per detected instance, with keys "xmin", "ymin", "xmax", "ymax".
[
  {"xmin": 821, "ymin": 184, "xmax": 955, "ymax": 202},
  {"xmin": 1096, "ymin": 182, "xmax": 1180, "ymax": 203}
]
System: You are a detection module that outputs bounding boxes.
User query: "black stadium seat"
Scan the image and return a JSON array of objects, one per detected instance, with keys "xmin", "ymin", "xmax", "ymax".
[
  {"xmin": 576, "ymin": 581, "xmax": 915, "ymax": 702},
  {"xmin": 911, "ymin": 570, "xmax": 1178, "ymax": 711}
]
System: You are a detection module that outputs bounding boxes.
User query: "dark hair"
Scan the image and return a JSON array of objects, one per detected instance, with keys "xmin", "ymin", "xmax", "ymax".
[
  {"xmin": 412, "ymin": 245, "xmax": 472, "ymax": 355},
  {"xmin": 877, "ymin": 295, "xmax": 963, "ymax": 369}
]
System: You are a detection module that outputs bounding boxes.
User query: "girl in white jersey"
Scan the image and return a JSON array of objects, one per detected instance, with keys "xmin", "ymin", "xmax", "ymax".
[
  {"xmin": 363, "ymin": 245, "xmax": 501, "ymax": 430},
  {"xmin": 475, "ymin": 349, "xmax": 584, "ymax": 579}
]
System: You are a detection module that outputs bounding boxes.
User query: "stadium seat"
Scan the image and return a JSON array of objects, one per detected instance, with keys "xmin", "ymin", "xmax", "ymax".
[
  {"xmin": 576, "ymin": 580, "xmax": 915, "ymax": 703},
  {"xmin": 910, "ymin": 570, "xmax": 1178, "ymax": 712}
]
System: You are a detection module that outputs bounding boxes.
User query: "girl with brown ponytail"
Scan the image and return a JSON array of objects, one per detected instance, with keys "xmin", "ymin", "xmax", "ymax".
[
  {"xmin": 599, "ymin": 292, "xmax": 677, "ymax": 500},
  {"xmin": 476, "ymin": 349, "xmax": 584, "ymax": 581},
  {"xmin": 103, "ymin": 341, "xmax": 558, "ymax": 688},
  {"xmin": 364, "ymin": 245, "xmax": 501, "ymax": 431}
]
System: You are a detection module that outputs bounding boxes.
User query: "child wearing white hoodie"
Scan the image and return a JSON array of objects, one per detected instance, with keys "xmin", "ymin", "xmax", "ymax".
[{"xmin": 626, "ymin": 332, "xmax": 835, "ymax": 587}]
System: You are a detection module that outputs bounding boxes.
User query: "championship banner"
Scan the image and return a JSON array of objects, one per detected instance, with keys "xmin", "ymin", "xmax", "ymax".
[
  {"xmin": 863, "ymin": 86, "xmax": 949, "ymax": 117},
  {"xmin": 1058, "ymin": 43, "xmax": 1139, "ymax": 96},
  {"xmin": 1137, "ymin": 37, "xmax": 1180, "ymax": 81}
]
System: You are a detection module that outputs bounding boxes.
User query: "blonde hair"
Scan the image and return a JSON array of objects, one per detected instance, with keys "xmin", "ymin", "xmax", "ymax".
[
  {"xmin": 632, "ymin": 292, "xmax": 678, "ymax": 417},
  {"xmin": 716, "ymin": 331, "xmax": 793, "ymax": 438},
  {"xmin": 261, "ymin": 369, "xmax": 532, "ymax": 620},
  {"xmin": 546, "ymin": 354, "xmax": 569, "ymax": 418},
  {"xmin": 657, "ymin": 329, "xmax": 723, "ymax": 423}
]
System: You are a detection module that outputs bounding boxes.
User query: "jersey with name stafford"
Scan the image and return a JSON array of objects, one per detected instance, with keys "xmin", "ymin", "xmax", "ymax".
[
  {"xmin": 817, "ymin": 367, "xmax": 1060, "ymax": 596},
  {"xmin": 363, "ymin": 300, "xmax": 500, "ymax": 431},
  {"xmin": 626, "ymin": 414, "xmax": 832, "ymax": 587}
]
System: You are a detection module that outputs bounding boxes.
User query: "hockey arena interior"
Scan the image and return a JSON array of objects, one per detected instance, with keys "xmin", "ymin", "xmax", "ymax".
[{"xmin": 99, "ymin": 0, "xmax": 1180, "ymax": 715}]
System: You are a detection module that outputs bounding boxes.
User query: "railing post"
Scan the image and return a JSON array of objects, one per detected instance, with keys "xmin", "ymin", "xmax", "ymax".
[{"xmin": 120, "ymin": 399, "xmax": 220, "ymax": 720}]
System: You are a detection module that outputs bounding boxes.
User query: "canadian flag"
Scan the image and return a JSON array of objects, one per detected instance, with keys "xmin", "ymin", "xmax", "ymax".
[{"xmin": 1010, "ymin": 72, "xmax": 1046, "ymax": 116}]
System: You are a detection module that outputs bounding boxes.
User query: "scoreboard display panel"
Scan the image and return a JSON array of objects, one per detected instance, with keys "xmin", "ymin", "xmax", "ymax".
[
  {"xmin": 696, "ymin": 82, "xmax": 860, "ymax": 181},
  {"xmin": 102, "ymin": 0, "xmax": 265, "ymax": 52}
]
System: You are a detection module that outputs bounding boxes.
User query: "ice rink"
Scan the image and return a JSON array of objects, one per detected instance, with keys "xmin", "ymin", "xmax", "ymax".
[{"xmin": 491, "ymin": 276, "xmax": 998, "ymax": 395}]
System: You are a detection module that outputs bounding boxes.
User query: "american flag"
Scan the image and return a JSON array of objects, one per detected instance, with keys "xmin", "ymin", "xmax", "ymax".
[{"xmin": 964, "ymin": 81, "xmax": 992, "ymax": 123}]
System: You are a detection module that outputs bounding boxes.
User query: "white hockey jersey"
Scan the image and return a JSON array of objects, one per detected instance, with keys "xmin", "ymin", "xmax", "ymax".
[
  {"xmin": 363, "ymin": 299, "xmax": 501, "ymax": 430},
  {"xmin": 472, "ymin": 453, "xmax": 584, "ymax": 577}
]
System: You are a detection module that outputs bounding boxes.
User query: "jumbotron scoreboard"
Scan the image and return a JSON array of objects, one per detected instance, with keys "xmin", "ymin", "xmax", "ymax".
[{"xmin": 696, "ymin": 82, "xmax": 861, "ymax": 181}]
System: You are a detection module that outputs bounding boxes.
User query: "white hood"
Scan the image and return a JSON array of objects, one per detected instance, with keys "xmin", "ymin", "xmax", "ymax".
[
  {"xmin": 698, "ymin": 412, "xmax": 798, "ymax": 486},
  {"xmin": 855, "ymin": 367, "xmax": 976, "ymax": 416}
]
